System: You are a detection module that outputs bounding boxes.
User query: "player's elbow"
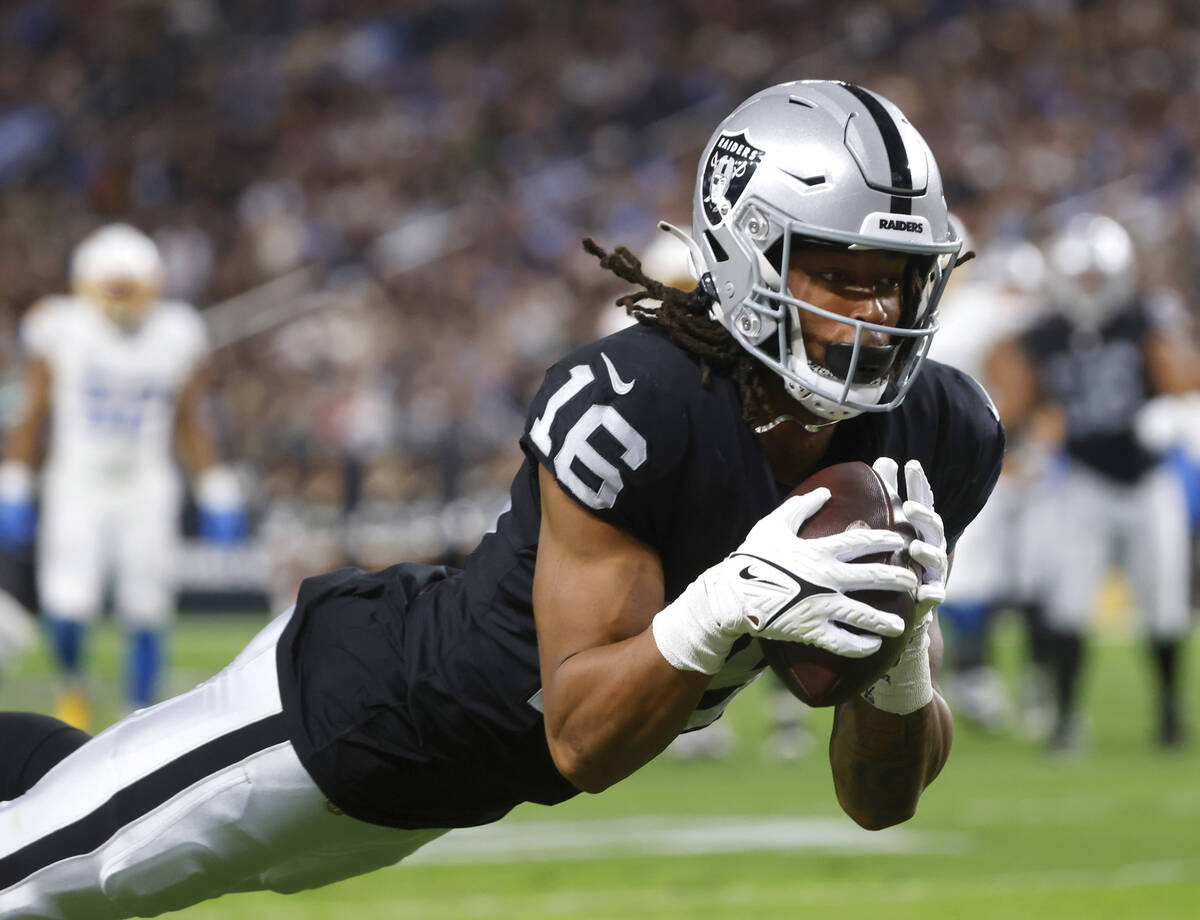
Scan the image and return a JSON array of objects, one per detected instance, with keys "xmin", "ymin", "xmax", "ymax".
[{"xmin": 545, "ymin": 732, "xmax": 619, "ymax": 794}]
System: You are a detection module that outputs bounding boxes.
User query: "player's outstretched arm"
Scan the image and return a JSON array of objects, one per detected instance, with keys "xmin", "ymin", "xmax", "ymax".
[
  {"xmin": 175, "ymin": 361, "xmax": 246, "ymax": 542},
  {"xmin": 1143, "ymin": 330, "xmax": 1200, "ymax": 395},
  {"xmin": 828, "ymin": 617, "xmax": 954, "ymax": 830},
  {"xmin": 533, "ymin": 465, "xmax": 711, "ymax": 793},
  {"xmin": 174, "ymin": 360, "xmax": 220, "ymax": 476},
  {"xmin": 829, "ymin": 458, "xmax": 954, "ymax": 830},
  {"xmin": 0, "ymin": 357, "xmax": 50, "ymax": 549},
  {"xmin": 3, "ymin": 356, "xmax": 51, "ymax": 467},
  {"xmin": 984, "ymin": 338, "xmax": 1040, "ymax": 436},
  {"xmin": 534, "ymin": 463, "xmax": 919, "ymax": 794}
]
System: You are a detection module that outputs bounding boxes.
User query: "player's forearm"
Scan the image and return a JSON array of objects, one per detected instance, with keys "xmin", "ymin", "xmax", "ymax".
[
  {"xmin": 541, "ymin": 630, "xmax": 710, "ymax": 793},
  {"xmin": 175, "ymin": 413, "xmax": 220, "ymax": 478},
  {"xmin": 828, "ymin": 689, "xmax": 953, "ymax": 830},
  {"xmin": 173, "ymin": 364, "xmax": 222, "ymax": 478},
  {"xmin": 5, "ymin": 360, "xmax": 51, "ymax": 467},
  {"xmin": 3, "ymin": 420, "xmax": 41, "ymax": 466}
]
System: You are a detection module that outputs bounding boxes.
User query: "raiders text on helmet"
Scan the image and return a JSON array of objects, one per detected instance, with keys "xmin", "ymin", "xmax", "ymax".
[{"xmin": 685, "ymin": 80, "xmax": 962, "ymax": 420}]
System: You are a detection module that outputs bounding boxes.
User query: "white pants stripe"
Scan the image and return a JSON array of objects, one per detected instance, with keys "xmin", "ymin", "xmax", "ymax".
[{"xmin": 0, "ymin": 611, "xmax": 449, "ymax": 920}]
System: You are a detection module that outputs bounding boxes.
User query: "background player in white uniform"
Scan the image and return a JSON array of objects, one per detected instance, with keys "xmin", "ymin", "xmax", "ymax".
[
  {"xmin": 928, "ymin": 231, "xmax": 1049, "ymax": 731},
  {"xmin": 0, "ymin": 224, "xmax": 245, "ymax": 730},
  {"xmin": 988, "ymin": 213, "xmax": 1200, "ymax": 751}
]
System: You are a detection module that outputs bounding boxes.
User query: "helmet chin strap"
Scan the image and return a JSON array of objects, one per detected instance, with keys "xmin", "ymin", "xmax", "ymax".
[
  {"xmin": 753, "ymin": 414, "xmax": 799, "ymax": 435},
  {"xmin": 803, "ymin": 419, "xmax": 840, "ymax": 433},
  {"xmin": 751, "ymin": 413, "xmax": 841, "ymax": 435},
  {"xmin": 754, "ymin": 355, "xmax": 864, "ymax": 436},
  {"xmin": 786, "ymin": 374, "xmax": 864, "ymax": 422}
]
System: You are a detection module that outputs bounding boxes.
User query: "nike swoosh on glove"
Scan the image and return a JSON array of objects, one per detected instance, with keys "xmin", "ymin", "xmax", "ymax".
[{"xmin": 652, "ymin": 487, "xmax": 919, "ymax": 675}]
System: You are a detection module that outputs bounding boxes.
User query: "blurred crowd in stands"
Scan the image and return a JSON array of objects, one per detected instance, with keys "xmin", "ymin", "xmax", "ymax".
[{"xmin": 2, "ymin": 0, "xmax": 1200, "ymax": 603}]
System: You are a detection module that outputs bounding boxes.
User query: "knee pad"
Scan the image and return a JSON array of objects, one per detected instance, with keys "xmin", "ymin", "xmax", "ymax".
[{"xmin": 0, "ymin": 711, "xmax": 91, "ymax": 799}]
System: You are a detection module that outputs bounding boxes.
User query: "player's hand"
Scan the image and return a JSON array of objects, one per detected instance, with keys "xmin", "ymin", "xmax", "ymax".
[
  {"xmin": 196, "ymin": 466, "xmax": 247, "ymax": 544},
  {"xmin": 865, "ymin": 457, "xmax": 944, "ymax": 714},
  {"xmin": 723, "ymin": 490, "xmax": 918, "ymax": 650},
  {"xmin": 198, "ymin": 507, "xmax": 247, "ymax": 543},
  {"xmin": 0, "ymin": 461, "xmax": 36, "ymax": 549},
  {"xmin": 871, "ymin": 457, "xmax": 947, "ymax": 616},
  {"xmin": 0, "ymin": 500, "xmax": 35, "ymax": 549},
  {"xmin": 652, "ymin": 488, "xmax": 918, "ymax": 675}
]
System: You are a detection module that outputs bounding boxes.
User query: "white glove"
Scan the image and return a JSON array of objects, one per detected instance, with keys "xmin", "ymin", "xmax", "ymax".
[
  {"xmin": 195, "ymin": 466, "xmax": 243, "ymax": 512},
  {"xmin": 652, "ymin": 487, "xmax": 919, "ymax": 675},
  {"xmin": 0, "ymin": 461, "xmax": 33, "ymax": 503},
  {"xmin": 862, "ymin": 457, "xmax": 947, "ymax": 714}
]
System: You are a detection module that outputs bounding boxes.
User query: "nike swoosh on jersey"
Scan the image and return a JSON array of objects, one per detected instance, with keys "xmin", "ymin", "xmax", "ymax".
[{"xmin": 601, "ymin": 351, "xmax": 636, "ymax": 395}]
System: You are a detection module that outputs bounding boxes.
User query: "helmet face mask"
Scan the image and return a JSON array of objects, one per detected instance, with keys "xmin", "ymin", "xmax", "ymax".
[
  {"xmin": 70, "ymin": 224, "xmax": 164, "ymax": 330},
  {"xmin": 76, "ymin": 275, "xmax": 161, "ymax": 328},
  {"xmin": 1044, "ymin": 213, "xmax": 1136, "ymax": 330},
  {"xmin": 688, "ymin": 80, "xmax": 961, "ymax": 420}
]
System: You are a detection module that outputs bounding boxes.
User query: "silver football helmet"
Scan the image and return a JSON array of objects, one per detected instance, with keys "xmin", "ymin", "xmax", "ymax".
[
  {"xmin": 1044, "ymin": 213, "xmax": 1136, "ymax": 330},
  {"xmin": 672, "ymin": 80, "xmax": 962, "ymax": 420}
]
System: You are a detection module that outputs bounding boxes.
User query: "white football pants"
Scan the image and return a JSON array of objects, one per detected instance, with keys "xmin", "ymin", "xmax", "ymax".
[
  {"xmin": 1040, "ymin": 462, "xmax": 1191, "ymax": 638},
  {"xmin": 38, "ymin": 467, "xmax": 181, "ymax": 627},
  {"xmin": 0, "ymin": 610, "xmax": 448, "ymax": 920}
]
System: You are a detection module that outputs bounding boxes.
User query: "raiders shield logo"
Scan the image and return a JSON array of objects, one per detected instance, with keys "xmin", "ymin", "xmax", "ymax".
[{"xmin": 702, "ymin": 131, "xmax": 764, "ymax": 226}]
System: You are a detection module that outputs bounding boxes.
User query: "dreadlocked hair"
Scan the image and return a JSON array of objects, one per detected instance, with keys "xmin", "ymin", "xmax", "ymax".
[{"xmin": 582, "ymin": 238, "xmax": 773, "ymax": 424}]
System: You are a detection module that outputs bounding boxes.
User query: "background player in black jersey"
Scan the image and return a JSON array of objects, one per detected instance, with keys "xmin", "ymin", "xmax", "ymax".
[
  {"xmin": 988, "ymin": 213, "xmax": 1200, "ymax": 752},
  {"xmin": 0, "ymin": 81, "xmax": 1004, "ymax": 919}
]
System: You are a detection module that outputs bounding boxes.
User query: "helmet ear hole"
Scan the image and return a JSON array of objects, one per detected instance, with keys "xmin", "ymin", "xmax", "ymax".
[
  {"xmin": 900, "ymin": 255, "xmax": 936, "ymax": 327},
  {"xmin": 764, "ymin": 237, "xmax": 784, "ymax": 275},
  {"xmin": 703, "ymin": 230, "xmax": 730, "ymax": 263}
]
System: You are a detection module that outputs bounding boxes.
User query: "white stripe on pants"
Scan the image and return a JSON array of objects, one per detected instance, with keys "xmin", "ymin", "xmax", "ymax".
[{"xmin": 0, "ymin": 610, "xmax": 448, "ymax": 920}]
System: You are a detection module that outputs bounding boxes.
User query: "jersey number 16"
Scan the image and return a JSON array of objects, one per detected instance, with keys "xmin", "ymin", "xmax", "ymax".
[{"xmin": 529, "ymin": 364, "xmax": 647, "ymax": 510}]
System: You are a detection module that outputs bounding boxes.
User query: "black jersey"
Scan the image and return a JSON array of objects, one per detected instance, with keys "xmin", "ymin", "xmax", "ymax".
[
  {"xmin": 1020, "ymin": 302, "xmax": 1159, "ymax": 483},
  {"xmin": 276, "ymin": 323, "xmax": 1005, "ymax": 831}
]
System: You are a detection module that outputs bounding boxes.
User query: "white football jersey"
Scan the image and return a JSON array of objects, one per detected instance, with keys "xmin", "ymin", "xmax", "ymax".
[
  {"xmin": 928, "ymin": 278, "xmax": 1038, "ymax": 379},
  {"xmin": 22, "ymin": 296, "xmax": 209, "ymax": 480}
]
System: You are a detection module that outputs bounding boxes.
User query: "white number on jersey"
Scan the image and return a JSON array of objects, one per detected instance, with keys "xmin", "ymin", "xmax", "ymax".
[
  {"xmin": 530, "ymin": 363, "xmax": 648, "ymax": 509},
  {"xmin": 84, "ymin": 370, "xmax": 162, "ymax": 440}
]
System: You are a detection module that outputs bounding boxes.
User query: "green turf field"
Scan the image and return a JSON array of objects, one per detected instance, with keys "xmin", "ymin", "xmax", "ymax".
[{"xmin": 2, "ymin": 613, "xmax": 1197, "ymax": 919}]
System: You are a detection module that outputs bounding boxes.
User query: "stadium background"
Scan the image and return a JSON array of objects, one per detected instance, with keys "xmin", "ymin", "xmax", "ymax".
[{"xmin": 0, "ymin": 1, "xmax": 1198, "ymax": 917}]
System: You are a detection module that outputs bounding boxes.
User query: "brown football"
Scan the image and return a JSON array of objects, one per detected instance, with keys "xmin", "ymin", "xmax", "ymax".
[{"xmin": 760, "ymin": 461, "xmax": 919, "ymax": 707}]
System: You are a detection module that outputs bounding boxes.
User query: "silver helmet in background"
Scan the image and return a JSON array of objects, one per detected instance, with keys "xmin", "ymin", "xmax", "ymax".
[
  {"xmin": 1044, "ymin": 212, "xmax": 1136, "ymax": 330},
  {"xmin": 683, "ymin": 80, "xmax": 962, "ymax": 420}
]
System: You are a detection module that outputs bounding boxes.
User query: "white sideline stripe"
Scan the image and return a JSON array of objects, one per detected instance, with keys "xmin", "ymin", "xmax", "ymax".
[
  {"xmin": 404, "ymin": 816, "xmax": 963, "ymax": 866},
  {"xmin": 963, "ymin": 788, "xmax": 1200, "ymax": 826},
  {"xmin": 380, "ymin": 858, "xmax": 1200, "ymax": 918}
]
